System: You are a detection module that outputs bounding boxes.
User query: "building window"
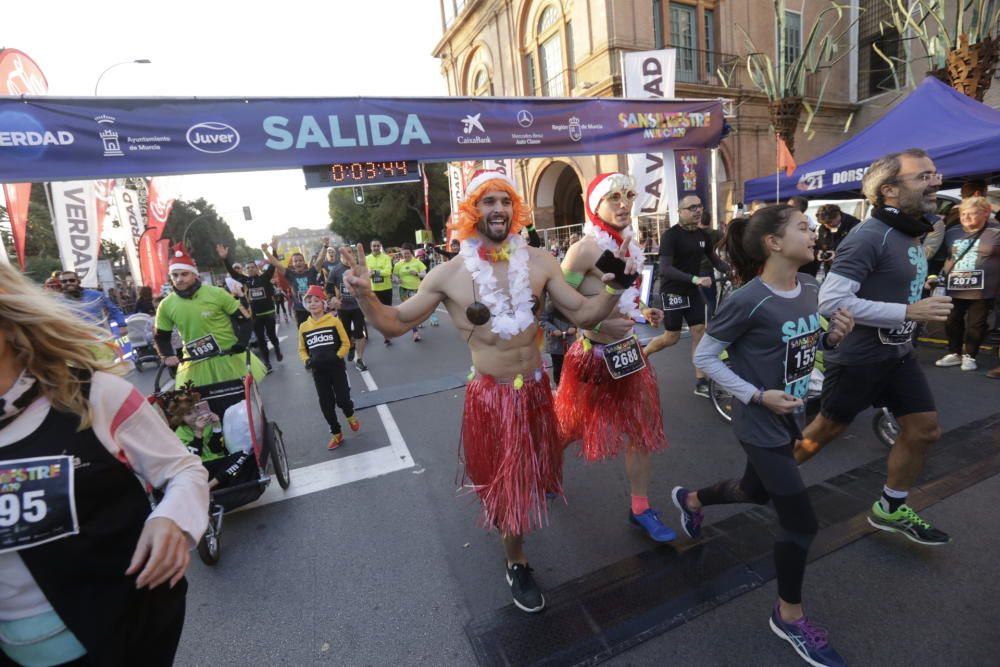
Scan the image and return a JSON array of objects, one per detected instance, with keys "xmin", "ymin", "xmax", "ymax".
[
  {"xmin": 473, "ymin": 69, "xmax": 491, "ymax": 96},
  {"xmin": 538, "ymin": 6, "xmax": 564, "ymax": 95},
  {"xmin": 782, "ymin": 10, "xmax": 802, "ymax": 70},
  {"xmin": 704, "ymin": 9, "xmax": 715, "ymax": 76},
  {"xmin": 653, "ymin": 0, "xmax": 664, "ymax": 49},
  {"xmin": 857, "ymin": 0, "xmax": 905, "ymax": 99},
  {"xmin": 524, "ymin": 3, "xmax": 574, "ymax": 96},
  {"xmin": 443, "ymin": 0, "xmax": 455, "ymax": 28},
  {"xmin": 670, "ymin": 3, "xmax": 697, "ymax": 83}
]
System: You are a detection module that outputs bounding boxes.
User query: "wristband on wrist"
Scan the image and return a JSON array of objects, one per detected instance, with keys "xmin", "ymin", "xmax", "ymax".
[
  {"xmin": 593, "ymin": 322, "xmax": 603, "ymax": 333},
  {"xmin": 690, "ymin": 275, "xmax": 700, "ymax": 285},
  {"xmin": 605, "ymin": 284, "xmax": 624, "ymax": 296}
]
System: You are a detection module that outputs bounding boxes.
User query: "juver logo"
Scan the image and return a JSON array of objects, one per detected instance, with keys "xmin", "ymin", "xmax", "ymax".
[{"xmin": 187, "ymin": 122, "xmax": 241, "ymax": 154}]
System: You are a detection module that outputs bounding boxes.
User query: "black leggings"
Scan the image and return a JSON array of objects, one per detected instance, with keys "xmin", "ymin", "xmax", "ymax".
[
  {"xmin": 696, "ymin": 442, "xmax": 817, "ymax": 604},
  {"xmin": 551, "ymin": 353, "xmax": 564, "ymax": 385},
  {"xmin": 945, "ymin": 298, "xmax": 992, "ymax": 358},
  {"xmin": 313, "ymin": 363, "xmax": 354, "ymax": 434},
  {"xmin": 252, "ymin": 313, "xmax": 281, "ymax": 364},
  {"xmin": 274, "ymin": 300, "xmax": 288, "ymax": 318}
]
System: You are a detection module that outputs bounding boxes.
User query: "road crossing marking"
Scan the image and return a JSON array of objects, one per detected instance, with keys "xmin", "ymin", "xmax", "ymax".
[{"xmin": 238, "ymin": 368, "xmax": 415, "ymax": 510}]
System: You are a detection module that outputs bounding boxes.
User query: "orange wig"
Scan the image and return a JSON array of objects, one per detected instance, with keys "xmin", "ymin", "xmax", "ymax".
[{"xmin": 447, "ymin": 179, "xmax": 533, "ymax": 242}]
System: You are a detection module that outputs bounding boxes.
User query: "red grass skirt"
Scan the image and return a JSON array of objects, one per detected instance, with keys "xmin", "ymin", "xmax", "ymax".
[
  {"xmin": 461, "ymin": 371, "xmax": 563, "ymax": 536},
  {"xmin": 555, "ymin": 338, "xmax": 668, "ymax": 462}
]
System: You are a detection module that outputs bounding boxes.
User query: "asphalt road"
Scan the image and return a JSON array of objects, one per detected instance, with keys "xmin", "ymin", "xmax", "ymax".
[{"xmin": 124, "ymin": 310, "xmax": 1000, "ymax": 667}]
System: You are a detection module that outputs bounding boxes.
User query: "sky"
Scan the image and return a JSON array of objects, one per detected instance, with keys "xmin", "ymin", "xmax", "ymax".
[{"xmin": 4, "ymin": 0, "xmax": 448, "ymax": 245}]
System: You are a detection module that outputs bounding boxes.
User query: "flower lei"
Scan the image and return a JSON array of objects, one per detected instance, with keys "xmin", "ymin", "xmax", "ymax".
[
  {"xmin": 583, "ymin": 221, "xmax": 644, "ymax": 320},
  {"xmin": 460, "ymin": 234, "xmax": 535, "ymax": 340}
]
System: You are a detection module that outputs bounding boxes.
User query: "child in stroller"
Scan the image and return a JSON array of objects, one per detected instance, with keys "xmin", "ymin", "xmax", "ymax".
[{"xmin": 163, "ymin": 382, "xmax": 255, "ymax": 490}]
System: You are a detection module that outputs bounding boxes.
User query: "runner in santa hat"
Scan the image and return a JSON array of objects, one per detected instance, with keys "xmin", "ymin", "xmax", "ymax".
[
  {"xmin": 556, "ymin": 172, "xmax": 676, "ymax": 543},
  {"xmin": 154, "ymin": 244, "xmax": 267, "ymax": 389},
  {"xmin": 338, "ymin": 169, "xmax": 637, "ymax": 613}
]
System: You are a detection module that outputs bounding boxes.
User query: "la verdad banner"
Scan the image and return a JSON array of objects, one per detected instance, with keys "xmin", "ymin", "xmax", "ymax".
[
  {"xmin": 50, "ymin": 181, "xmax": 101, "ymax": 287},
  {"xmin": 622, "ymin": 49, "xmax": 679, "ymax": 221},
  {"xmin": 0, "ymin": 95, "xmax": 723, "ymax": 182}
]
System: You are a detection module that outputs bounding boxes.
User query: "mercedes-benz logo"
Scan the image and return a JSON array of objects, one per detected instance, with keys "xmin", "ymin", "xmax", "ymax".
[{"xmin": 516, "ymin": 110, "xmax": 534, "ymax": 128}]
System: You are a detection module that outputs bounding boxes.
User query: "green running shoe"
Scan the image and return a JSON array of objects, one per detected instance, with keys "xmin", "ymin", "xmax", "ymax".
[{"xmin": 868, "ymin": 502, "xmax": 951, "ymax": 546}]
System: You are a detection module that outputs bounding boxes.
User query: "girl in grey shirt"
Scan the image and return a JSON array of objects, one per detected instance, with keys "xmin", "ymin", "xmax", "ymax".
[{"xmin": 671, "ymin": 205, "xmax": 854, "ymax": 667}]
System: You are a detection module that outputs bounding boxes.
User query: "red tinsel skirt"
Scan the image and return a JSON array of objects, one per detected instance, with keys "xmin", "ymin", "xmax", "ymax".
[
  {"xmin": 460, "ymin": 370, "xmax": 563, "ymax": 536},
  {"xmin": 556, "ymin": 338, "xmax": 668, "ymax": 462}
]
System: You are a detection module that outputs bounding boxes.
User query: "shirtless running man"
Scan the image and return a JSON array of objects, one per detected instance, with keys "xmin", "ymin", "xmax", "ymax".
[{"xmin": 341, "ymin": 170, "xmax": 636, "ymax": 613}]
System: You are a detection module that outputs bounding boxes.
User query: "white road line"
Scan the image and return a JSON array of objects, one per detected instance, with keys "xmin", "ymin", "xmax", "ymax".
[{"xmin": 237, "ymin": 365, "xmax": 414, "ymax": 511}]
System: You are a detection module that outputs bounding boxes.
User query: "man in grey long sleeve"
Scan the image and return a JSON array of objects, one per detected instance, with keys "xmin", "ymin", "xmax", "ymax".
[
  {"xmin": 644, "ymin": 195, "xmax": 730, "ymax": 398},
  {"xmin": 795, "ymin": 148, "xmax": 954, "ymax": 546}
]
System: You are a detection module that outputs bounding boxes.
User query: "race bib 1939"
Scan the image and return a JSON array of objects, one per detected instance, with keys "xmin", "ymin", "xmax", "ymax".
[
  {"xmin": 0, "ymin": 456, "xmax": 78, "ymax": 554},
  {"xmin": 602, "ymin": 336, "xmax": 647, "ymax": 379},
  {"xmin": 184, "ymin": 334, "xmax": 221, "ymax": 361}
]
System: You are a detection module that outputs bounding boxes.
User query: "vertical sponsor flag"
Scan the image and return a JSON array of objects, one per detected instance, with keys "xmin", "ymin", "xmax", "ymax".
[
  {"xmin": 141, "ymin": 178, "xmax": 175, "ymax": 288},
  {"xmin": 50, "ymin": 181, "xmax": 101, "ymax": 287},
  {"xmin": 623, "ymin": 49, "xmax": 679, "ymax": 223},
  {"xmin": 0, "ymin": 48, "xmax": 49, "ymax": 269},
  {"xmin": 112, "ymin": 184, "xmax": 145, "ymax": 287},
  {"xmin": 674, "ymin": 150, "xmax": 712, "ymax": 207}
]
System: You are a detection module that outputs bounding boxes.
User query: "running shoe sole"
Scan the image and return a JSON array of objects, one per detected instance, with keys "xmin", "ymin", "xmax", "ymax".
[
  {"xmin": 769, "ymin": 618, "xmax": 834, "ymax": 667},
  {"xmin": 866, "ymin": 515, "xmax": 951, "ymax": 546},
  {"xmin": 505, "ymin": 573, "xmax": 545, "ymax": 613}
]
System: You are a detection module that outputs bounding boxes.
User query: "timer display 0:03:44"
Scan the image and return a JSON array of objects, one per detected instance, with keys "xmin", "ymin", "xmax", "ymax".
[{"xmin": 330, "ymin": 162, "xmax": 410, "ymax": 182}]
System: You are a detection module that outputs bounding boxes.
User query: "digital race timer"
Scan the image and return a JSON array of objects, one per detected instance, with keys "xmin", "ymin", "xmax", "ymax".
[{"xmin": 303, "ymin": 160, "xmax": 422, "ymax": 189}]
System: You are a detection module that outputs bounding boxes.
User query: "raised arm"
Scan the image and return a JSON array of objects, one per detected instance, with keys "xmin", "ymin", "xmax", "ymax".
[
  {"xmin": 261, "ymin": 244, "xmax": 286, "ymax": 275},
  {"xmin": 342, "ymin": 244, "xmax": 445, "ymax": 337}
]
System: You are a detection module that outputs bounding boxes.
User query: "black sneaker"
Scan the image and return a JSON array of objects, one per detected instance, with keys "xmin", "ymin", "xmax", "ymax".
[
  {"xmin": 505, "ymin": 563, "xmax": 545, "ymax": 613},
  {"xmin": 355, "ymin": 359, "xmax": 368, "ymax": 372},
  {"xmin": 274, "ymin": 347, "xmax": 283, "ymax": 362},
  {"xmin": 868, "ymin": 502, "xmax": 952, "ymax": 545},
  {"xmin": 693, "ymin": 379, "xmax": 710, "ymax": 398},
  {"xmin": 347, "ymin": 347, "xmax": 356, "ymax": 362},
  {"xmin": 265, "ymin": 363, "xmax": 273, "ymax": 374}
]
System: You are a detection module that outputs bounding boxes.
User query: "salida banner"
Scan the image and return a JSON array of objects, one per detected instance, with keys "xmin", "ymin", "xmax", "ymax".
[{"xmin": 0, "ymin": 96, "xmax": 724, "ymax": 182}]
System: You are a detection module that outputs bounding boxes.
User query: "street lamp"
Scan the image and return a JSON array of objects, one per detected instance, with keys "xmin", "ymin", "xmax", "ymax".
[{"xmin": 94, "ymin": 59, "xmax": 152, "ymax": 95}]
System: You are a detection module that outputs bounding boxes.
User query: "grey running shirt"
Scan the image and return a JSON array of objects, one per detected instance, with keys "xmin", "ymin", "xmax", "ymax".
[
  {"xmin": 326, "ymin": 263, "xmax": 359, "ymax": 310},
  {"xmin": 706, "ymin": 275, "xmax": 822, "ymax": 448},
  {"xmin": 822, "ymin": 218, "xmax": 927, "ymax": 364}
]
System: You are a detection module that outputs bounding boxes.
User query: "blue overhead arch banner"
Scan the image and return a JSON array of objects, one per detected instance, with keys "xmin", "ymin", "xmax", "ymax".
[{"xmin": 0, "ymin": 95, "xmax": 723, "ymax": 183}]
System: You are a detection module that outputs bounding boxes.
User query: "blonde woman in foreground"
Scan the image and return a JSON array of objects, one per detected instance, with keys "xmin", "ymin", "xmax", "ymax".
[{"xmin": 0, "ymin": 264, "xmax": 208, "ymax": 667}]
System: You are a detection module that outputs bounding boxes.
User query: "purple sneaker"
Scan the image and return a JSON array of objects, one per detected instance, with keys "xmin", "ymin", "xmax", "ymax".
[
  {"xmin": 671, "ymin": 486, "xmax": 703, "ymax": 538},
  {"xmin": 769, "ymin": 602, "xmax": 845, "ymax": 667}
]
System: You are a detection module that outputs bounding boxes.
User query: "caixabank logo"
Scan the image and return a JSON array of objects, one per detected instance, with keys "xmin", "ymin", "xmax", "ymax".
[{"xmin": 0, "ymin": 110, "xmax": 74, "ymax": 158}]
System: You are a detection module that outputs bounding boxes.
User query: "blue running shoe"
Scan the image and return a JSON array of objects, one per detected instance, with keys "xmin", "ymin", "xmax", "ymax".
[
  {"xmin": 769, "ymin": 602, "xmax": 845, "ymax": 667},
  {"xmin": 671, "ymin": 486, "xmax": 703, "ymax": 538},
  {"xmin": 628, "ymin": 509, "xmax": 677, "ymax": 542}
]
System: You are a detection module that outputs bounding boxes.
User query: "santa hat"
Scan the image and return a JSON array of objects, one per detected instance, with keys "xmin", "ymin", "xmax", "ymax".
[
  {"xmin": 168, "ymin": 244, "xmax": 197, "ymax": 273},
  {"xmin": 586, "ymin": 172, "xmax": 635, "ymax": 219},
  {"xmin": 304, "ymin": 285, "xmax": 327, "ymax": 301},
  {"xmin": 464, "ymin": 169, "xmax": 517, "ymax": 201}
]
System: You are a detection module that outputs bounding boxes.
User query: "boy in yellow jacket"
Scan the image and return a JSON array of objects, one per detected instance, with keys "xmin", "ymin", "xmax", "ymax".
[{"xmin": 298, "ymin": 285, "xmax": 360, "ymax": 449}]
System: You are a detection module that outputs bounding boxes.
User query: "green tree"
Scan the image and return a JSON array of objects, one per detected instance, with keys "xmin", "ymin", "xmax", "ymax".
[
  {"xmin": 161, "ymin": 198, "xmax": 258, "ymax": 270},
  {"xmin": 327, "ymin": 163, "xmax": 451, "ymax": 247},
  {"xmin": 24, "ymin": 184, "xmax": 59, "ymax": 258}
]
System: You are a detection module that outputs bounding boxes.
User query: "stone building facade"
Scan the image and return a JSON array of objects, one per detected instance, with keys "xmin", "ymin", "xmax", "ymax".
[{"xmin": 433, "ymin": 0, "xmax": 998, "ymax": 236}]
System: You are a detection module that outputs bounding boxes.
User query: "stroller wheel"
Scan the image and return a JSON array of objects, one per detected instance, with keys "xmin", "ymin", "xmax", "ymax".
[{"xmin": 197, "ymin": 529, "xmax": 220, "ymax": 565}]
